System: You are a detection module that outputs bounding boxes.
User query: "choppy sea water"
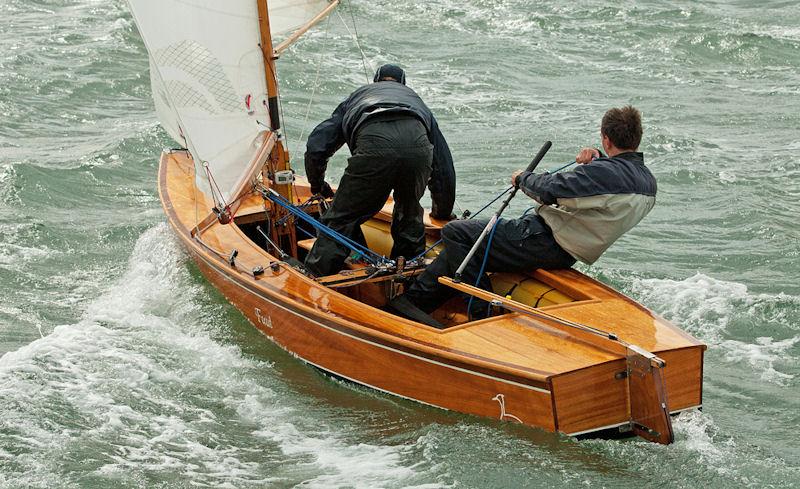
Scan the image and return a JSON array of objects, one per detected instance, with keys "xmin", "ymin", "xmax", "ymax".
[{"xmin": 1, "ymin": 0, "xmax": 798, "ymax": 487}]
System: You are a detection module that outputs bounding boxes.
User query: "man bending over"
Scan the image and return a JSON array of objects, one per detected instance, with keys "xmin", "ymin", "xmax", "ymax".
[{"xmin": 303, "ymin": 64, "xmax": 456, "ymax": 277}]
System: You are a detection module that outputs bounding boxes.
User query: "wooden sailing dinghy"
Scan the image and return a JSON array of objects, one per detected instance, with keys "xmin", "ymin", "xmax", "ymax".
[{"xmin": 129, "ymin": 0, "xmax": 705, "ymax": 444}]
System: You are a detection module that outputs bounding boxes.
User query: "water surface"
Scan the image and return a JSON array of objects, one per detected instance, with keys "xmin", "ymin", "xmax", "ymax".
[{"xmin": 1, "ymin": 1, "xmax": 798, "ymax": 487}]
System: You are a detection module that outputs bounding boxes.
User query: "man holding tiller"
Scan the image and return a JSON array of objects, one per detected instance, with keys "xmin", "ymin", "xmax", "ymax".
[{"xmin": 394, "ymin": 105, "xmax": 656, "ymax": 324}]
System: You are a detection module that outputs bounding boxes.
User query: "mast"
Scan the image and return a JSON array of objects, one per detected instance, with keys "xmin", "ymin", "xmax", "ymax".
[
  {"xmin": 256, "ymin": 0, "xmax": 282, "ymax": 134},
  {"xmin": 257, "ymin": 0, "xmax": 297, "ymax": 255}
]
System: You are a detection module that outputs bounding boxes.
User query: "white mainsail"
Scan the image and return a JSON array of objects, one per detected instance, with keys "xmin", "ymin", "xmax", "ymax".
[
  {"xmin": 149, "ymin": 57, "xmax": 184, "ymax": 147},
  {"xmin": 127, "ymin": 0, "xmax": 337, "ymax": 204}
]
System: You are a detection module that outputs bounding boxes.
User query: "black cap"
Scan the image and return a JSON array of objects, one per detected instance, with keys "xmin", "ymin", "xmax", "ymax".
[{"xmin": 373, "ymin": 64, "xmax": 406, "ymax": 85}]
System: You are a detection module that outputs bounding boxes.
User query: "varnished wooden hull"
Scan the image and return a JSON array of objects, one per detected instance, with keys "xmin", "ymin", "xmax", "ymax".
[
  {"xmin": 159, "ymin": 151, "xmax": 705, "ymax": 440},
  {"xmin": 190, "ymin": 248, "xmax": 558, "ymax": 429}
]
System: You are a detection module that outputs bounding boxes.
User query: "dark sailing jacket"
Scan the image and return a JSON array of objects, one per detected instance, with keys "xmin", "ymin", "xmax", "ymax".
[
  {"xmin": 304, "ymin": 81, "xmax": 456, "ymax": 219},
  {"xmin": 516, "ymin": 152, "xmax": 657, "ymax": 264}
]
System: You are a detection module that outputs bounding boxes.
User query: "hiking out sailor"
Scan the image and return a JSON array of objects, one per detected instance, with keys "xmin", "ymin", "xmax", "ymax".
[
  {"xmin": 393, "ymin": 105, "xmax": 657, "ymax": 321},
  {"xmin": 303, "ymin": 64, "xmax": 456, "ymax": 277}
]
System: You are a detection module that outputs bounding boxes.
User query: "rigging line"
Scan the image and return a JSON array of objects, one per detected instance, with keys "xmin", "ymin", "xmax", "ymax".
[
  {"xmin": 203, "ymin": 162, "xmax": 228, "ymax": 210},
  {"xmin": 195, "ymin": 177, "xmax": 199, "ymax": 232},
  {"xmin": 294, "ymin": 13, "xmax": 333, "ymax": 158},
  {"xmin": 336, "ymin": 5, "xmax": 372, "ymax": 82},
  {"xmin": 345, "ymin": 0, "xmax": 374, "ymax": 76},
  {"xmin": 411, "ymin": 160, "xmax": 575, "ymax": 265},
  {"xmin": 263, "ymin": 187, "xmax": 390, "ymax": 265},
  {"xmin": 548, "ymin": 160, "xmax": 576, "ymax": 173},
  {"xmin": 474, "ymin": 186, "xmax": 513, "ymax": 217},
  {"xmin": 467, "ymin": 217, "xmax": 500, "ymax": 320},
  {"xmin": 462, "ymin": 162, "xmax": 574, "ymax": 307},
  {"xmin": 277, "ymin": 195, "xmax": 326, "ymax": 225},
  {"xmin": 409, "ymin": 186, "xmax": 513, "ymax": 262},
  {"xmin": 187, "ymin": 152, "xmax": 199, "ymax": 233},
  {"xmin": 409, "ymin": 186, "xmax": 512, "ymax": 262}
]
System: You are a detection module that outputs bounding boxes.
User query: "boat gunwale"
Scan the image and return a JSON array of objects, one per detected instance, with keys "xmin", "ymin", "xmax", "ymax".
[
  {"xmin": 158, "ymin": 151, "xmax": 562, "ymax": 389},
  {"xmin": 187, "ymin": 233, "xmax": 555, "ymax": 391}
]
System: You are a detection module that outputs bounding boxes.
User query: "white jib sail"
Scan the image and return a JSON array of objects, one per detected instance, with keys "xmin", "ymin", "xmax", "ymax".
[{"xmin": 127, "ymin": 0, "xmax": 337, "ymax": 205}]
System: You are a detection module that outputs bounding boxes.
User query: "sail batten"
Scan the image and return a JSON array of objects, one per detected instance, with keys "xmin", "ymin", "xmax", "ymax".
[
  {"xmin": 127, "ymin": 0, "xmax": 337, "ymax": 204},
  {"xmin": 270, "ymin": 0, "xmax": 338, "ymax": 37},
  {"xmin": 274, "ymin": 0, "xmax": 339, "ymax": 55}
]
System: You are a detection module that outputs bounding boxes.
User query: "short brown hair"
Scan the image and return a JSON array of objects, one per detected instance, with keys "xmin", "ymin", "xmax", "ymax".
[{"xmin": 601, "ymin": 105, "xmax": 642, "ymax": 150}]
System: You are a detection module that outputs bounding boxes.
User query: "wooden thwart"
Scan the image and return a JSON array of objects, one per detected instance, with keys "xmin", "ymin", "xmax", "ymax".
[
  {"xmin": 438, "ymin": 276, "xmax": 675, "ymax": 444},
  {"xmin": 297, "ymin": 238, "xmax": 316, "ymax": 252}
]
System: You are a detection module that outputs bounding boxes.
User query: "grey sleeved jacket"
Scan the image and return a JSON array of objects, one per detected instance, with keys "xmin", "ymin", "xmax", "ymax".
[{"xmin": 516, "ymin": 152, "xmax": 656, "ymax": 264}]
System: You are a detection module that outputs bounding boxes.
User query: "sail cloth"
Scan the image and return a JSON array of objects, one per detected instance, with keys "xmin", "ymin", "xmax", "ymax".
[
  {"xmin": 148, "ymin": 57, "xmax": 184, "ymax": 147},
  {"xmin": 271, "ymin": 0, "xmax": 339, "ymax": 38},
  {"xmin": 127, "ymin": 0, "xmax": 338, "ymax": 203}
]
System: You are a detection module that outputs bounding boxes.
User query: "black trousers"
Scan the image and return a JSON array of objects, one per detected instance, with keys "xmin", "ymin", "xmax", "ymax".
[
  {"xmin": 304, "ymin": 116, "xmax": 433, "ymax": 277},
  {"xmin": 403, "ymin": 214, "xmax": 577, "ymax": 313}
]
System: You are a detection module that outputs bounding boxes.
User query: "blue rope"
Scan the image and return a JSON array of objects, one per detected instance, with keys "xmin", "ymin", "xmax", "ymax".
[
  {"xmin": 286, "ymin": 162, "xmax": 577, "ymax": 266},
  {"xmin": 472, "ymin": 186, "xmax": 513, "ymax": 218},
  {"xmin": 462, "ymin": 161, "xmax": 575, "ymax": 318},
  {"xmin": 264, "ymin": 189, "xmax": 391, "ymax": 266},
  {"xmin": 409, "ymin": 186, "xmax": 513, "ymax": 262},
  {"xmin": 269, "ymin": 191, "xmax": 384, "ymax": 264},
  {"xmin": 548, "ymin": 160, "xmax": 576, "ymax": 173},
  {"xmin": 410, "ymin": 239, "xmax": 443, "ymax": 262},
  {"xmin": 467, "ymin": 217, "xmax": 499, "ymax": 320}
]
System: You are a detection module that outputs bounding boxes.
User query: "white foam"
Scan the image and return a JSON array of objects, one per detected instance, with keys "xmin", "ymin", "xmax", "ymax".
[
  {"xmin": 720, "ymin": 336, "xmax": 799, "ymax": 385},
  {"xmin": 632, "ymin": 273, "xmax": 750, "ymax": 340},
  {"xmin": 247, "ymin": 393, "xmax": 429, "ymax": 488},
  {"xmin": 0, "ymin": 222, "xmax": 58, "ymax": 268},
  {"xmin": 584, "ymin": 409, "xmax": 745, "ymax": 483},
  {"xmin": 718, "ymin": 170, "xmax": 737, "ymax": 183},
  {"xmin": 630, "ymin": 273, "xmax": 799, "ymax": 384},
  {"xmin": 0, "ymin": 163, "xmax": 12, "ymax": 188},
  {"xmin": 0, "ymin": 226, "xmax": 265, "ymax": 485},
  {"xmin": 672, "ymin": 410, "xmax": 732, "ymax": 469},
  {"xmin": 752, "ymin": 25, "xmax": 800, "ymax": 42},
  {"xmin": 0, "ymin": 225, "xmax": 441, "ymax": 487},
  {"xmin": 0, "ymin": 241, "xmax": 52, "ymax": 265}
]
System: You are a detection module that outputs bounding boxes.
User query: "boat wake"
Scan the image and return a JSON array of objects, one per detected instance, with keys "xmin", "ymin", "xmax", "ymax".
[
  {"xmin": 577, "ymin": 408, "xmax": 798, "ymax": 487},
  {"xmin": 0, "ymin": 224, "xmax": 445, "ymax": 488},
  {"xmin": 719, "ymin": 335, "xmax": 799, "ymax": 385},
  {"xmin": 0, "ymin": 222, "xmax": 54, "ymax": 267},
  {"xmin": 629, "ymin": 273, "xmax": 799, "ymax": 386}
]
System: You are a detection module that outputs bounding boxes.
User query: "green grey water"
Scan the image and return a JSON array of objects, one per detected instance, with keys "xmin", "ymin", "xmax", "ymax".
[{"xmin": 1, "ymin": 0, "xmax": 798, "ymax": 487}]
